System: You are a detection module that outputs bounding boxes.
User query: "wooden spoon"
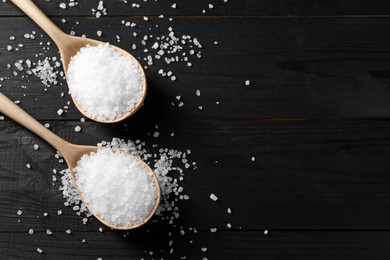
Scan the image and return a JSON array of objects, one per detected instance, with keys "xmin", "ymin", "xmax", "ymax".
[
  {"xmin": 10, "ymin": 0, "xmax": 147, "ymax": 124},
  {"xmin": 0, "ymin": 92, "xmax": 161, "ymax": 230}
]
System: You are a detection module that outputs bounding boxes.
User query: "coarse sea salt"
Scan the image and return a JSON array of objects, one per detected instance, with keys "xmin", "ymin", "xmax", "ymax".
[
  {"xmin": 67, "ymin": 44, "xmax": 143, "ymax": 121},
  {"xmin": 74, "ymin": 149, "xmax": 158, "ymax": 226}
]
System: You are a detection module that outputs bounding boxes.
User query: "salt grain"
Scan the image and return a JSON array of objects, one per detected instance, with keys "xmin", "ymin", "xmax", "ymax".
[
  {"xmin": 17, "ymin": 210, "xmax": 22, "ymax": 215},
  {"xmin": 210, "ymin": 193, "xmax": 218, "ymax": 201},
  {"xmin": 67, "ymin": 44, "xmax": 144, "ymax": 121},
  {"xmin": 37, "ymin": 248, "xmax": 43, "ymax": 254},
  {"xmin": 75, "ymin": 149, "xmax": 158, "ymax": 226}
]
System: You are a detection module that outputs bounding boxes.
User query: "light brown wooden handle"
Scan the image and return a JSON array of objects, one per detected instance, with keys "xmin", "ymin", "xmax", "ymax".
[
  {"xmin": 10, "ymin": 0, "xmax": 67, "ymax": 46},
  {"xmin": 0, "ymin": 92, "xmax": 70, "ymax": 153}
]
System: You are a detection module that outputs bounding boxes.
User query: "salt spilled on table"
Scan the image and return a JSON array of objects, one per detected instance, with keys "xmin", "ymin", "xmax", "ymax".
[
  {"xmin": 67, "ymin": 43, "xmax": 144, "ymax": 121},
  {"xmin": 74, "ymin": 149, "xmax": 158, "ymax": 227}
]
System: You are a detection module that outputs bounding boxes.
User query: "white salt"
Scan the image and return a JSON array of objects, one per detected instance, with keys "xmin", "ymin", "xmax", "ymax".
[
  {"xmin": 75, "ymin": 149, "xmax": 158, "ymax": 226},
  {"xmin": 210, "ymin": 193, "xmax": 218, "ymax": 201},
  {"xmin": 245, "ymin": 80, "xmax": 251, "ymax": 86},
  {"xmin": 37, "ymin": 248, "xmax": 43, "ymax": 254},
  {"xmin": 28, "ymin": 229, "xmax": 34, "ymax": 235},
  {"xmin": 75, "ymin": 126, "xmax": 81, "ymax": 132},
  {"xmin": 17, "ymin": 210, "xmax": 22, "ymax": 215},
  {"xmin": 67, "ymin": 44, "xmax": 144, "ymax": 121}
]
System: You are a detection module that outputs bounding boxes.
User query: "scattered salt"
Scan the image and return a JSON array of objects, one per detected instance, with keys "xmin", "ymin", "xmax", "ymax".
[
  {"xmin": 245, "ymin": 80, "xmax": 250, "ymax": 86},
  {"xmin": 28, "ymin": 229, "xmax": 34, "ymax": 235},
  {"xmin": 75, "ymin": 126, "xmax": 81, "ymax": 132},
  {"xmin": 37, "ymin": 248, "xmax": 43, "ymax": 254},
  {"xmin": 17, "ymin": 210, "xmax": 22, "ymax": 215},
  {"xmin": 67, "ymin": 44, "xmax": 144, "ymax": 121}
]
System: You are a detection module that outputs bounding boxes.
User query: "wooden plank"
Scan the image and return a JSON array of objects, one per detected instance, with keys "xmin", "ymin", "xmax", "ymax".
[
  {"xmin": 3, "ymin": 0, "xmax": 390, "ymax": 17},
  {"xmin": 1, "ymin": 120, "xmax": 390, "ymax": 232},
  {"xmin": 0, "ymin": 230, "xmax": 389, "ymax": 259},
  {"xmin": 2, "ymin": 17, "xmax": 390, "ymax": 120}
]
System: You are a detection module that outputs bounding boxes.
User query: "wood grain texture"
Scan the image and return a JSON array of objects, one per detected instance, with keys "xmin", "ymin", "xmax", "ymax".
[
  {"xmin": 2, "ymin": 17, "xmax": 390, "ymax": 120},
  {"xmin": 1, "ymin": 1, "xmax": 390, "ymax": 259},
  {"xmin": 1, "ymin": 230, "xmax": 390, "ymax": 260},
  {"xmin": 3, "ymin": 0, "xmax": 390, "ymax": 17},
  {"xmin": 1, "ymin": 120, "xmax": 390, "ymax": 232}
]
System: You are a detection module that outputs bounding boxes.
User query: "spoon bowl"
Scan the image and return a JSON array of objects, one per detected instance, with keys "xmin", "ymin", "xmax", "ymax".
[
  {"xmin": 11, "ymin": 0, "xmax": 147, "ymax": 123},
  {"xmin": 0, "ymin": 92, "xmax": 161, "ymax": 230}
]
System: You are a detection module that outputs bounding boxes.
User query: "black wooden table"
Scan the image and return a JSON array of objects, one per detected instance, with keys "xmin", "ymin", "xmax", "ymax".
[{"xmin": 2, "ymin": 1, "xmax": 390, "ymax": 259}]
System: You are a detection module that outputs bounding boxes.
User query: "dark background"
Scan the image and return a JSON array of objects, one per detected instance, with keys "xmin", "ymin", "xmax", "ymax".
[{"xmin": 1, "ymin": 0, "xmax": 390, "ymax": 259}]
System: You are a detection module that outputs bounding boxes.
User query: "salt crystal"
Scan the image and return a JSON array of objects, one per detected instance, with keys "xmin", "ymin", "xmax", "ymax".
[
  {"xmin": 67, "ymin": 44, "xmax": 144, "ymax": 121},
  {"xmin": 97, "ymin": 30, "xmax": 102, "ymax": 37},
  {"xmin": 17, "ymin": 210, "xmax": 22, "ymax": 215},
  {"xmin": 26, "ymin": 164, "xmax": 31, "ymax": 169},
  {"xmin": 75, "ymin": 126, "xmax": 81, "ymax": 132},
  {"xmin": 59, "ymin": 3, "xmax": 66, "ymax": 9},
  {"xmin": 33, "ymin": 144, "xmax": 39, "ymax": 150},
  {"xmin": 66, "ymin": 229, "xmax": 72, "ymax": 234},
  {"xmin": 28, "ymin": 229, "xmax": 34, "ymax": 235},
  {"xmin": 46, "ymin": 229, "xmax": 52, "ymax": 235},
  {"xmin": 210, "ymin": 228, "xmax": 217, "ymax": 232},
  {"xmin": 227, "ymin": 208, "xmax": 231, "ymax": 214},
  {"xmin": 264, "ymin": 230, "xmax": 268, "ymax": 235},
  {"xmin": 210, "ymin": 193, "xmax": 218, "ymax": 201},
  {"xmin": 201, "ymin": 247, "xmax": 207, "ymax": 252},
  {"xmin": 37, "ymin": 248, "xmax": 43, "ymax": 254},
  {"xmin": 57, "ymin": 109, "xmax": 64, "ymax": 116},
  {"xmin": 251, "ymin": 157, "xmax": 255, "ymax": 162},
  {"xmin": 196, "ymin": 90, "xmax": 200, "ymax": 96},
  {"xmin": 75, "ymin": 149, "xmax": 158, "ymax": 226},
  {"xmin": 245, "ymin": 80, "xmax": 250, "ymax": 86},
  {"xmin": 57, "ymin": 210, "xmax": 62, "ymax": 215}
]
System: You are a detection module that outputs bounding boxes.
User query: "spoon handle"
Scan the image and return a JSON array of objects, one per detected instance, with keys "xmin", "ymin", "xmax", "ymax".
[
  {"xmin": 0, "ymin": 92, "xmax": 71, "ymax": 154},
  {"xmin": 10, "ymin": 0, "xmax": 67, "ymax": 47}
]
